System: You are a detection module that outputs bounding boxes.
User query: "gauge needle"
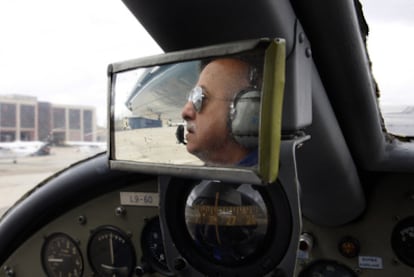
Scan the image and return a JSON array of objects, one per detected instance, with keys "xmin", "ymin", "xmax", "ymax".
[
  {"xmin": 215, "ymin": 192, "xmax": 221, "ymax": 245},
  {"xmin": 101, "ymin": 264, "xmax": 128, "ymax": 275},
  {"xmin": 48, "ymin": 258, "xmax": 63, "ymax": 262},
  {"xmin": 109, "ymin": 232, "xmax": 115, "ymax": 265}
]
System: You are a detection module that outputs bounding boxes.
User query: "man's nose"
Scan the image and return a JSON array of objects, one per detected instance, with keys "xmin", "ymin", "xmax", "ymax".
[{"xmin": 181, "ymin": 101, "xmax": 196, "ymax": 120}]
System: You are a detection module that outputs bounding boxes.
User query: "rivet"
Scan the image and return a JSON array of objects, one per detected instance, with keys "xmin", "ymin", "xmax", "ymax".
[
  {"xmin": 299, "ymin": 32, "xmax": 305, "ymax": 43},
  {"xmin": 305, "ymin": 48, "xmax": 312, "ymax": 58},
  {"xmin": 77, "ymin": 215, "xmax": 87, "ymax": 225}
]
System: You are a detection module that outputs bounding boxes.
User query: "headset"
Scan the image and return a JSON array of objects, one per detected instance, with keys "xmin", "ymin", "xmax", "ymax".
[{"xmin": 229, "ymin": 88, "xmax": 261, "ymax": 149}]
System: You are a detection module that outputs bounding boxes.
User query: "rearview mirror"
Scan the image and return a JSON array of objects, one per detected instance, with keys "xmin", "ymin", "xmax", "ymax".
[{"xmin": 108, "ymin": 38, "xmax": 285, "ymax": 184}]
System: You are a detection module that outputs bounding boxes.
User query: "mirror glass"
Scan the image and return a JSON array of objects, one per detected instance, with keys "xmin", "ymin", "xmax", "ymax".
[
  {"xmin": 113, "ymin": 60, "xmax": 203, "ymax": 165},
  {"xmin": 109, "ymin": 39, "xmax": 286, "ymax": 183}
]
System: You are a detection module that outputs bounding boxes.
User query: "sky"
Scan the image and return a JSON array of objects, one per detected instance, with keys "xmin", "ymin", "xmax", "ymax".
[
  {"xmin": 362, "ymin": 0, "xmax": 414, "ymax": 107},
  {"xmin": 1, "ymin": 0, "xmax": 413, "ymax": 128},
  {"xmin": 0, "ymin": 0, "xmax": 162, "ymax": 126}
]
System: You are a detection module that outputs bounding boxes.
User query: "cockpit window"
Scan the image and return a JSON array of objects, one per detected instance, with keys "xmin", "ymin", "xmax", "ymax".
[
  {"xmin": 0, "ymin": 0, "xmax": 162, "ymax": 214},
  {"xmin": 362, "ymin": 0, "xmax": 414, "ymax": 137}
]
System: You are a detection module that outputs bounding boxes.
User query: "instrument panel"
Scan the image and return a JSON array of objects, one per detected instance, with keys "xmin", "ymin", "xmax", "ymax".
[
  {"xmin": 1, "ymin": 173, "xmax": 414, "ymax": 276},
  {"xmin": 1, "ymin": 178, "xmax": 167, "ymax": 277},
  {"xmin": 1, "ymin": 174, "xmax": 298, "ymax": 277},
  {"xmin": 297, "ymin": 174, "xmax": 414, "ymax": 277}
]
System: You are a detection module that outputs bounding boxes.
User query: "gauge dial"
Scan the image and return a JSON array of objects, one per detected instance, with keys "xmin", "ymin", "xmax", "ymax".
[
  {"xmin": 41, "ymin": 233, "xmax": 83, "ymax": 277},
  {"xmin": 88, "ymin": 225, "xmax": 136, "ymax": 277},
  {"xmin": 162, "ymin": 178, "xmax": 292, "ymax": 277},
  {"xmin": 141, "ymin": 217, "xmax": 173, "ymax": 275},
  {"xmin": 391, "ymin": 216, "xmax": 414, "ymax": 267},
  {"xmin": 185, "ymin": 181, "xmax": 269, "ymax": 265}
]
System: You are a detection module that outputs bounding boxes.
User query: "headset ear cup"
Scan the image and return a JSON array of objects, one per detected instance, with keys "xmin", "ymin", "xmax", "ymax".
[{"xmin": 230, "ymin": 89, "xmax": 261, "ymax": 149}]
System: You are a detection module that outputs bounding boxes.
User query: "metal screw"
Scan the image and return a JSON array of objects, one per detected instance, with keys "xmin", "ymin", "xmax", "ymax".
[
  {"xmin": 392, "ymin": 258, "xmax": 400, "ymax": 266},
  {"xmin": 354, "ymin": 267, "xmax": 362, "ymax": 274},
  {"xmin": 3, "ymin": 267, "xmax": 14, "ymax": 277},
  {"xmin": 305, "ymin": 48, "xmax": 312, "ymax": 58},
  {"xmin": 115, "ymin": 206, "xmax": 126, "ymax": 216},
  {"xmin": 299, "ymin": 32, "xmax": 305, "ymax": 43},
  {"xmin": 174, "ymin": 258, "xmax": 186, "ymax": 271},
  {"xmin": 77, "ymin": 215, "xmax": 87, "ymax": 225}
]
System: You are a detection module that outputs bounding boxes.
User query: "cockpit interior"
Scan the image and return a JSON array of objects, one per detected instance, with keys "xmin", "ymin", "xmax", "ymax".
[{"xmin": 0, "ymin": 1, "xmax": 413, "ymax": 276}]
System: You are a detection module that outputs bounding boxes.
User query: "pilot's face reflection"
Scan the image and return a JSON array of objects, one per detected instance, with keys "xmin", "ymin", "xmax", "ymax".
[{"xmin": 181, "ymin": 58, "xmax": 251, "ymax": 165}]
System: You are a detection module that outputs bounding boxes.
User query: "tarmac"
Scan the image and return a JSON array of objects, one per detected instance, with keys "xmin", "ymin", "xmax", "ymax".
[{"xmin": 0, "ymin": 147, "xmax": 100, "ymax": 215}]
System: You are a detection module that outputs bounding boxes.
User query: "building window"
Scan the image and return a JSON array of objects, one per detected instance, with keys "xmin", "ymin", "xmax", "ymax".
[
  {"xmin": 20, "ymin": 104, "xmax": 35, "ymax": 128},
  {"xmin": 69, "ymin": 109, "xmax": 81, "ymax": 130},
  {"xmin": 83, "ymin": 110, "xmax": 93, "ymax": 141},
  {"xmin": 0, "ymin": 103, "xmax": 16, "ymax": 127},
  {"xmin": 53, "ymin": 108, "xmax": 66, "ymax": 129}
]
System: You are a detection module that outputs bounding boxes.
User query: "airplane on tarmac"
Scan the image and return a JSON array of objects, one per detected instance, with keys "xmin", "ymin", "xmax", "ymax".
[
  {"xmin": 0, "ymin": 1, "xmax": 414, "ymax": 277},
  {"xmin": 0, "ymin": 141, "xmax": 50, "ymax": 163},
  {"xmin": 63, "ymin": 141, "xmax": 107, "ymax": 153}
]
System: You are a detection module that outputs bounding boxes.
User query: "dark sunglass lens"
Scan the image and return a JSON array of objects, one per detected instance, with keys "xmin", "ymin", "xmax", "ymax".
[{"xmin": 190, "ymin": 86, "xmax": 204, "ymax": 112}]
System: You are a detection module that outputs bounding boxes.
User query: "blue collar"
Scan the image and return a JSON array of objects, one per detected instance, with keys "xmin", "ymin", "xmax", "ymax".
[{"xmin": 237, "ymin": 149, "xmax": 258, "ymax": 167}]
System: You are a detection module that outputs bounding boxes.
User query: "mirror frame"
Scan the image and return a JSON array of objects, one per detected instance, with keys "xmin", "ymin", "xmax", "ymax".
[{"xmin": 107, "ymin": 38, "xmax": 285, "ymax": 185}]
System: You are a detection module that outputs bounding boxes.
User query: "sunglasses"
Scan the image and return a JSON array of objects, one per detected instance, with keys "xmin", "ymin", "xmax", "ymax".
[
  {"xmin": 187, "ymin": 86, "xmax": 232, "ymax": 113},
  {"xmin": 187, "ymin": 86, "xmax": 205, "ymax": 112}
]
